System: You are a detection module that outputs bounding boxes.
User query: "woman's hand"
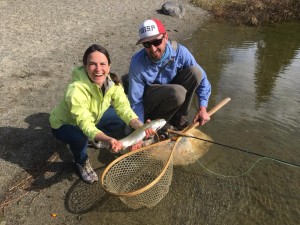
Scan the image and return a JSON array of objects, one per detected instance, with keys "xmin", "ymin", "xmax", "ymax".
[
  {"xmin": 144, "ymin": 119, "xmax": 156, "ymax": 138},
  {"xmin": 94, "ymin": 132, "xmax": 123, "ymax": 153},
  {"xmin": 127, "ymin": 119, "xmax": 157, "ymax": 151},
  {"xmin": 109, "ymin": 138, "xmax": 123, "ymax": 153},
  {"xmin": 129, "ymin": 118, "xmax": 143, "ymax": 130},
  {"xmin": 130, "ymin": 140, "xmax": 143, "ymax": 151},
  {"xmin": 129, "ymin": 118, "xmax": 156, "ymax": 139}
]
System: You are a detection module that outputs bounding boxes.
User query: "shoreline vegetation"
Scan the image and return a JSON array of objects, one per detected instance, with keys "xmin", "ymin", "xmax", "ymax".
[{"xmin": 192, "ymin": 0, "xmax": 300, "ymax": 26}]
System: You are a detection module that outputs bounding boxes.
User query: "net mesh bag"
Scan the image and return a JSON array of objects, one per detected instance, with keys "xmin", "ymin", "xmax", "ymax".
[
  {"xmin": 101, "ymin": 98, "xmax": 231, "ymax": 209},
  {"xmin": 101, "ymin": 139, "xmax": 177, "ymax": 209}
]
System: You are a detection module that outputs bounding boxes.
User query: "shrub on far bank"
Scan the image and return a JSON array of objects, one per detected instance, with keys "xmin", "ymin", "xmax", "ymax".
[{"xmin": 192, "ymin": 0, "xmax": 300, "ymax": 26}]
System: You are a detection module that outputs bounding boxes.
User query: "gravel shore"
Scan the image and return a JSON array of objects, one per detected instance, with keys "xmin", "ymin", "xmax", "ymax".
[{"xmin": 0, "ymin": 0, "xmax": 209, "ymax": 224}]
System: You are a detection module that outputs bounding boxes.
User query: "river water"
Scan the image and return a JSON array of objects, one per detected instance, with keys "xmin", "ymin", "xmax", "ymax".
[
  {"xmin": 180, "ymin": 20, "xmax": 300, "ymax": 225},
  {"xmin": 79, "ymin": 21, "xmax": 300, "ymax": 225}
]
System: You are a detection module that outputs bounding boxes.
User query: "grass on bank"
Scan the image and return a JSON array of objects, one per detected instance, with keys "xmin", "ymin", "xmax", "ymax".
[{"xmin": 192, "ymin": 0, "xmax": 300, "ymax": 26}]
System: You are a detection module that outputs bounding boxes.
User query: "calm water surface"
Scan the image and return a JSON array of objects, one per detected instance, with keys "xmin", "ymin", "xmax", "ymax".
[
  {"xmin": 183, "ymin": 20, "xmax": 300, "ymax": 225},
  {"xmin": 80, "ymin": 21, "xmax": 300, "ymax": 225}
]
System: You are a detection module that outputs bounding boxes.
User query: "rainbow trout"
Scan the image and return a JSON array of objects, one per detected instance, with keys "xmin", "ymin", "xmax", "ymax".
[{"xmin": 93, "ymin": 119, "xmax": 166, "ymax": 149}]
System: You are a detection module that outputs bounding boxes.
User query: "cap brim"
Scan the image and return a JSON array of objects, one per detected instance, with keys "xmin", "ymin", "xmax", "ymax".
[{"xmin": 136, "ymin": 34, "xmax": 161, "ymax": 45}]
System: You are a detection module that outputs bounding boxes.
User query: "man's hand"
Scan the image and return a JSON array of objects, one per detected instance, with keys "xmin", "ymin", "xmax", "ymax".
[{"xmin": 193, "ymin": 106, "xmax": 210, "ymax": 126}]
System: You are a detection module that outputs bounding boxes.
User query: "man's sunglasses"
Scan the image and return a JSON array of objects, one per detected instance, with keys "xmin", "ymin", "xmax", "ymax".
[{"xmin": 142, "ymin": 36, "xmax": 164, "ymax": 48}]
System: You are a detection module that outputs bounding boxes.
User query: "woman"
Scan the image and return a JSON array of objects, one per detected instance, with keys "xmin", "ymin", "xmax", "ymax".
[{"xmin": 49, "ymin": 44, "xmax": 152, "ymax": 184}]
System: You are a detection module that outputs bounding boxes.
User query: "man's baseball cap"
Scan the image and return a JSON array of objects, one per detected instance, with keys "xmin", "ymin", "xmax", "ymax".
[{"xmin": 136, "ymin": 18, "xmax": 166, "ymax": 45}]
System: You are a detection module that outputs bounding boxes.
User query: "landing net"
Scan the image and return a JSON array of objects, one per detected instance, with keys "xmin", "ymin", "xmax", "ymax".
[{"xmin": 101, "ymin": 98, "xmax": 231, "ymax": 209}]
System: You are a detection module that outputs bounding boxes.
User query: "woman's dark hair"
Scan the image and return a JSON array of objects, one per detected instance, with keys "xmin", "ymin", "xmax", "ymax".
[
  {"xmin": 109, "ymin": 72, "xmax": 120, "ymax": 85},
  {"xmin": 82, "ymin": 44, "xmax": 111, "ymax": 66},
  {"xmin": 83, "ymin": 44, "xmax": 120, "ymax": 85}
]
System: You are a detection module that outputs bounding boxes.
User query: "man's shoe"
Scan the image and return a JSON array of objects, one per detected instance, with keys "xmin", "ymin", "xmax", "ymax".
[
  {"xmin": 170, "ymin": 114, "xmax": 190, "ymax": 131},
  {"xmin": 156, "ymin": 121, "xmax": 175, "ymax": 140},
  {"xmin": 156, "ymin": 129, "xmax": 170, "ymax": 141},
  {"xmin": 76, "ymin": 159, "xmax": 98, "ymax": 184}
]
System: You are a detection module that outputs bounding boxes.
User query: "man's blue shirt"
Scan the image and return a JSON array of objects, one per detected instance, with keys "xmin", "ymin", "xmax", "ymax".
[{"xmin": 128, "ymin": 41, "xmax": 211, "ymax": 122}]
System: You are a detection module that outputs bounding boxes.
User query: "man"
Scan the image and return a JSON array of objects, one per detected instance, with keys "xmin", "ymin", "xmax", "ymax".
[{"xmin": 127, "ymin": 18, "xmax": 211, "ymax": 131}]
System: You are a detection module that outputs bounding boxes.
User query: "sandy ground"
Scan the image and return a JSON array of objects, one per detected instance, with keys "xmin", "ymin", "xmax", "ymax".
[{"xmin": 0, "ymin": 0, "xmax": 210, "ymax": 224}]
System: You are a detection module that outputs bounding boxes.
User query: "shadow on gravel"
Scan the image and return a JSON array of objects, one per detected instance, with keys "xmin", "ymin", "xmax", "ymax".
[
  {"xmin": 65, "ymin": 167, "xmax": 132, "ymax": 214},
  {"xmin": 0, "ymin": 113, "xmax": 73, "ymax": 192},
  {"xmin": 63, "ymin": 168, "xmax": 225, "ymax": 224},
  {"xmin": 0, "ymin": 111, "xmax": 125, "ymax": 207}
]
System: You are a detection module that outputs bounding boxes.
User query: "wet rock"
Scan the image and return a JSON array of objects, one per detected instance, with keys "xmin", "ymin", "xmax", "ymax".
[{"xmin": 160, "ymin": 1, "xmax": 185, "ymax": 19}]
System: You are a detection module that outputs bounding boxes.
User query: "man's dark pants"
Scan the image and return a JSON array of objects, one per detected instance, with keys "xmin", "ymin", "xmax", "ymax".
[{"xmin": 143, "ymin": 66, "xmax": 202, "ymax": 122}]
